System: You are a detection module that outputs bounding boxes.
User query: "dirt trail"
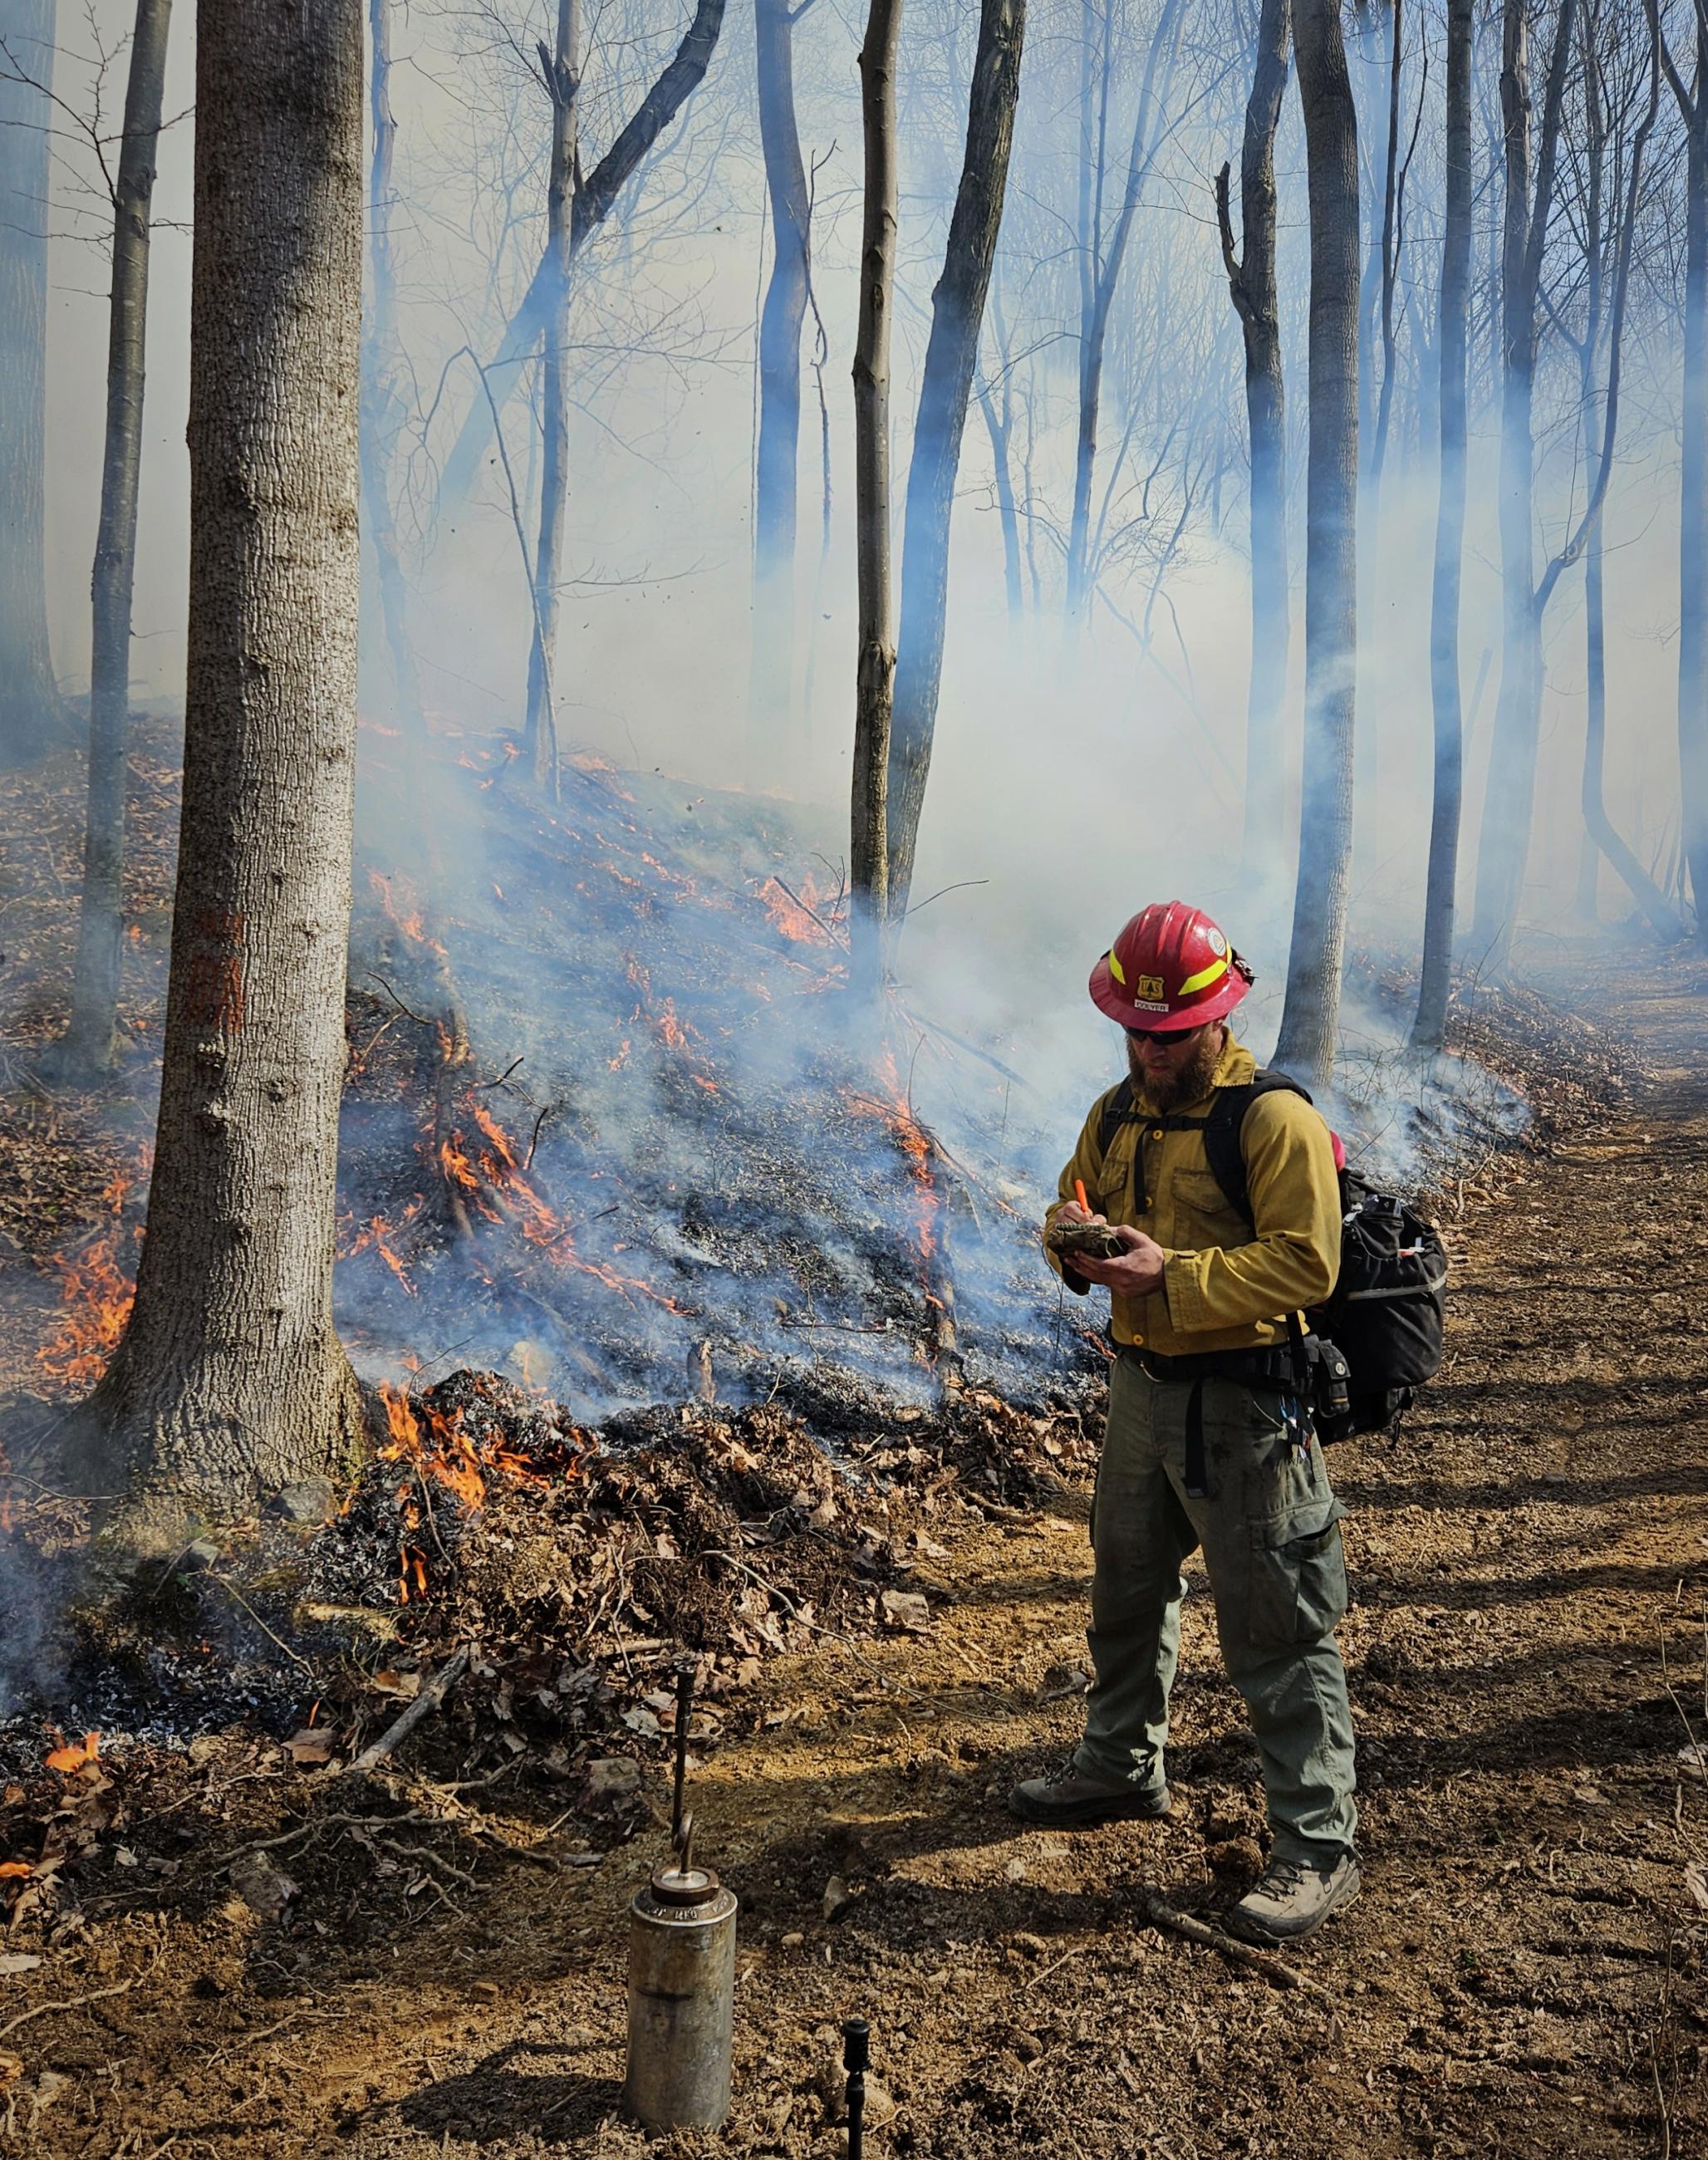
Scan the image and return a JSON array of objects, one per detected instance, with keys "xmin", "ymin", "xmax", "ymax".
[{"xmin": 11, "ymin": 964, "xmax": 1708, "ymax": 2159}]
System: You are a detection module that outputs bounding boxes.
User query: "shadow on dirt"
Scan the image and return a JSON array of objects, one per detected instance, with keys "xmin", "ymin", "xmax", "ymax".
[{"xmin": 380, "ymin": 2038, "xmax": 626, "ymax": 2144}]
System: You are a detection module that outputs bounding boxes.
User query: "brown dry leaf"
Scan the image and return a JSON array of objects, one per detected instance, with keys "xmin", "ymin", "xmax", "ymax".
[
  {"xmin": 0, "ymin": 2055, "xmax": 22, "ymax": 2089},
  {"xmin": 1686, "ymin": 1861, "xmax": 1708, "ymax": 1914},
  {"xmin": 879, "ymin": 1588, "xmax": 931, "ymax": 1633},
  {"xmin": 282, "ymin": 1729, "xmax": 336, "ymax": 1766},
  {"xmin": 370, "ymin": 1669, "xmax": 422, "ymax": 1700}
]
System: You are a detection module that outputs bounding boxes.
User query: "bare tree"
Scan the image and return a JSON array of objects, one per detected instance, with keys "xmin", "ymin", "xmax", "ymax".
[
  {"xmin": 885, "ymin": 0, "xmax": 1028, "ymax": 916},
  {"xmin": 1558, "ymin": 0, "xmax": 1678, "ymax": 939},
  {"xmin": 748, "ymin": 0, "xmax": 814, "ymax": 762},
  {"xmin": 432, "ymin": 0, "xmax": 728, "ymax": 521},
  {"xmin": 1412, "ymin": 0, "xmax": 1472, "ymax": 1051},
  {"xmin": 1651, "ymin": 0, "xmax": 1708, "ymax": 936},
  {"xmin": 359, "ymin": 0, "xmax": 429, "ymax": 763},
  {"xmin": 1273, "ymin": 0, "xmax": 1359, "ymax": 1090},
  {"xmin": 522, "ymin": 0, "xmax": 580, "ymax": 796},
  {"xmin": 1469, "ymin": 0, "xmax": 1577, "ymax": 971},
  {"xmin": 0, "ymin": 0, "xmax": 67, "ymax": 762},
  {"xmin": 61, "ymin": 0, "xmax": 173, "ymax": 1076},
  {"xmin": 71, "ymin": 0, "xmax": 366, "ymax": 1519},
  {"xmin": 1063, "ymin": 0, "xmax": 1185, "ymax": 619},
  {"xmin": 1215, "ymin": 0, "xmax": 1292, "ymax": 888},
  {"xmin": 848, "ymin": 0, "xmax": 901, "ymax": 991}
]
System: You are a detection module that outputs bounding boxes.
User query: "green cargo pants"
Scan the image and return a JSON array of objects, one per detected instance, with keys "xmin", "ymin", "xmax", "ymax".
[{"xmin": 1072, "ymin": 1348, "xmax": 1357, "ymax": 1863}]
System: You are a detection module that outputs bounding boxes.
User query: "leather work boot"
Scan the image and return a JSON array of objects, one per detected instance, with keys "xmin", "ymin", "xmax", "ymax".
[
  {"xmin": 1007, "ymin": 1760, "xmax": 1171, "ymax": 1828},
  {"xmin": 1229, "ymin": 1851, "xmax": 1361, "ymax": 1944}
]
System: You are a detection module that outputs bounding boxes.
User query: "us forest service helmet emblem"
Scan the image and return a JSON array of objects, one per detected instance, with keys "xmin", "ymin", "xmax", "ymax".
[{"xmin": 1135, "ymin": 974, "xmax": 1165, "ymax": 1001}]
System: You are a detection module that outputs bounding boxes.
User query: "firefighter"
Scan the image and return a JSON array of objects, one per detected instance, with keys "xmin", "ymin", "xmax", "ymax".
[{"xmin": 1009, "ymin": 901, "xmax": 1360, "ymax": 1945}]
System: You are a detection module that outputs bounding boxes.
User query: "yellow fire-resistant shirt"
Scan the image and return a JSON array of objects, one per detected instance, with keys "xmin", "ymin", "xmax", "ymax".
[{"xmin": 1044, "ymin": 1034, "xmax": 1341, "ymax": 1356}]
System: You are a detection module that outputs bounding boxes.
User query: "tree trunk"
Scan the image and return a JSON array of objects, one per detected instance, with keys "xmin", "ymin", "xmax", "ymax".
[
  {"xmin": 1272, "ymin": 0, "xmax": 1359, "ymax": 1092},
  {"xmin": 1569, "ymin": 0, "xmax": 1678, "ymax": 941},
  {"xmin": 1215, "ymin": 0, "xmax": 1292, "ymax": 888},
  {"xmin": 1349, "ymin": 0, "xmax": 1404, "ymax": 891},
  {"xmin": 1470, "ymin": 0, "xmax": 1578, "ymax": 972},
  {"xmin": 1679, "ymin": 81, "xmax": 1708, "ymax": 935},
  {"xmin": 523, "ymin": 0, "xmax": 580, "ymax": 799},
  {"xmin": 0, "ymin": 0, "xmax": 66, "ymax": 763},
  {"xmin": 62, "ymin": 0, "xmax": 172, "ymax": 1075},
  {"xmin": 978, "ymin": 374, "xmax": 1024, "ymax": 624},
  {"xmin": 848, "ymin": 0, "xmax": 901, "ymax": 993},
  {"xmin": 433, "ymin": 0, "xmax": 727, "ymax": 521},
  {"xmin": 1411, "ymin": 0, "xmax": 1471, "ymax": 1052},
  {"xmin": 748, "ymin": 0, "xmax": 812, "ymax": 766},
  {"xmin": 73, "ymin": 0, "xmax": 366, "ymax": 1519},
  {"xmin": 884, "ymin": 0, "xmax": 1027, "ymax": 917},
  {"xmin": 1063, "ymin": 0, "xmax": 1184, "ymax": 618}
]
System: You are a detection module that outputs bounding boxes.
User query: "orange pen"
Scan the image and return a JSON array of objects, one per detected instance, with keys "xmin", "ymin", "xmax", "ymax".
[{"xmin": 1074, "ymin": 1177, "xmax": 1090, "ymax": 1213}]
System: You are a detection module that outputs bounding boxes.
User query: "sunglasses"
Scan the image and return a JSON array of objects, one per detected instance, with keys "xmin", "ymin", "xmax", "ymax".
[{"xmin": 1125, "ymin": 1024, "xmax": 1192, "ymax": 1046}]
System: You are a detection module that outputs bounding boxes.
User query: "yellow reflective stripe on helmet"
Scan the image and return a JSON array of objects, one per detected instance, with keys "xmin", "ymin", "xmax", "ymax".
[
  {"xmin": 1177, "ymin": 955, "xmax": 1229, "ymax": 997},
  {"xmin": 1107, "ymin": 949, "xmax": 1126, "ymax": 986}
]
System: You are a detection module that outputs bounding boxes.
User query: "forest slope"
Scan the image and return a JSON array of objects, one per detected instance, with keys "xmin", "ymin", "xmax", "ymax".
[{"xmin": 1, "ymin": 953, "xmax": 1704, "ymax": 2156}]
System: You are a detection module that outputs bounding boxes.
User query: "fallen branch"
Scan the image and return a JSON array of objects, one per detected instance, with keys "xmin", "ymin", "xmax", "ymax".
[
  {"xmin": 1136, "ymin": 1891, "xmax": 1337, "ymax": 2010},
  {"xmin": 343, "ymin": 1645, "xmax": 471, "ymax": 1782},
  {"xmin": 0, "ymin": 1949, "xmax": 164, "ymax": 2039}
]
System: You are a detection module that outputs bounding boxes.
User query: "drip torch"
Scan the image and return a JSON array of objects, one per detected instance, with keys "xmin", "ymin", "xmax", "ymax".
[{"xmin": 623, "ymin": 1661, "xmax": 738, "ymax": 2131}]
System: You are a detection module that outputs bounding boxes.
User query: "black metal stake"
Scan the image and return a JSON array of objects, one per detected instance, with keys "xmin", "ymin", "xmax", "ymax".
[
  {"xmin": 671, "ymin": 1660, "xmax": 694, "ymax": 1875},
  {"xmin": 842, "ymin": 2017, "xmax": 870, "ymax": 2160}
]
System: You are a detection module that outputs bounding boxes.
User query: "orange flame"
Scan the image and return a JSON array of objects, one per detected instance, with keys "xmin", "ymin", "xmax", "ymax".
[
  {"xmin": 758, "ymin": 874, "xmax": 832, "ymax": 945},
  {"xmin": 46, "ymin": 1731, "xmax": 101, "ymax": 1775},
  {"xmin": 37, "ymin": 1162, "xmax": 145, "ymax": 1392}
]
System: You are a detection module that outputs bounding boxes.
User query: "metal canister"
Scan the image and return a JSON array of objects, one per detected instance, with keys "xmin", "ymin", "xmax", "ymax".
[{"xmin": 623, "ymin": 1857, "xmax": 738, "ymax": 2131}]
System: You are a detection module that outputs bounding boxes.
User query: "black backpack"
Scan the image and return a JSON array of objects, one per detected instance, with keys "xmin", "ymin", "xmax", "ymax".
[{"xmin": 1096, "ymin": 1071, "xmax": 1447, "ymax": 1436}]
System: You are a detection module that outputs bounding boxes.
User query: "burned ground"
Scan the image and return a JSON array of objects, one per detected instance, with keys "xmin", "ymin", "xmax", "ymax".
[{"xmin": 0, "ymin": 737, "xmax": 1705, "ymax": 2157}]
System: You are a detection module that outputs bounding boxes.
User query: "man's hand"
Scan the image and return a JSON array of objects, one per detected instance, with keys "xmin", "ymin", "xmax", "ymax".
[{"xmin": 1054, "ymin": 1207, "xmax": 1166, "ymax": 1296}]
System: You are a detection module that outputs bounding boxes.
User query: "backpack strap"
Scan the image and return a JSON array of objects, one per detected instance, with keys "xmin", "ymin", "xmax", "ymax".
[
  {"xmin": 1092, "ymin": 1067, "xmax": 1311, "ymax": 1222},
  {"xmin": 1196, "ymin": 1071, "xmax": 1313, "ymax": 1225},
  {"xmin": 1095, "ymin": 1077, "xmax": 1151, "ymax": 1210}
]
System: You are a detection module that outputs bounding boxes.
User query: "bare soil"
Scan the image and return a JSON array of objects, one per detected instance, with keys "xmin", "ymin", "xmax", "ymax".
[{"xmin": 1, "ymin": 950, "xmax": 1705, "ymax": 2158}]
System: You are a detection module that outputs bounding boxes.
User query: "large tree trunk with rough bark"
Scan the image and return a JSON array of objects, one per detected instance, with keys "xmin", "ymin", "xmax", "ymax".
[
  {"xmin": 1273, "ymin": 0, "xmax": 1359, "ymax": 1092},
  {"xmin": 884, "ymin": 0, "xmax": 1026, "ymax": 918},
  {"xmin": 748, "ymin": 0, "xmax": 812, "ymax": 766},
  {"xmin": 72, "ymin": 0, "xmax": 366, "ymax": 1525},
  {"xmin": 1470, "ymin": 0, "xmax": 1577, "ymax": 972},
  {"xmin": 1412, "ymin": 0, "xmax": 1471, "ymax": 1052},
  {"xmin": 0, "ymin": 0, "xmax": 67, "ymax": 763},
  {"xmin": 1216, "ymin": 0, "xmax": 1291, "ymax": 890},
  {"xmin": 523, "ymin": 0, "xmax": 580, "ymax": 798},
  {"xmin": 63, "ymin": 0, "xmax": 173, "ymax": 1077},
  {"xmin": 848, "ymin": 0, "xmax": 901, "ymax": 994}
]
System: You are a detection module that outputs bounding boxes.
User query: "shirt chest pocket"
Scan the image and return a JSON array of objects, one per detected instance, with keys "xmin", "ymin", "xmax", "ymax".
[
  {"xmin": 1171, "ymin": 1166, "xmax": 1249, "ymax": 1240},
  {"xmin": 1095, "ymin": 1149, "xmax": 1135, "ymax": 1215}
]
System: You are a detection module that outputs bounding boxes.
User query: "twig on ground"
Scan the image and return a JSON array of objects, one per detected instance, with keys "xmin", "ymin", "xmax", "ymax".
[
  {"xmin": 207, "ymin": 1575, "xmax": 317, "ymax": 1674},
  {"xmin": 343, "ymin": 1646, "xmax": 471, "ymax": 1782},
  {"xmin": 366, "ymin": 972, "xmax": 435, "ymax": 1028},
  {"xmin": 0, "ymin": 1947, "xmax": 165, "ymax": 2039},
  {"xmin": 1136, "ymin": 1892, "xmax": 1337, "ymax": 2010}
]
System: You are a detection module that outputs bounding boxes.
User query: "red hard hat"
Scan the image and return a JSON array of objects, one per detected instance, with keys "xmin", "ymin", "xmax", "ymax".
[{"xmin": 1088, "ymin": 901, "xmax": 1253, "ymax": 1032}]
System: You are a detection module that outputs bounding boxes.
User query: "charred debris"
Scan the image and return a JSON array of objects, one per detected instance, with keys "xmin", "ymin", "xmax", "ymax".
[{"xmin": 0, "ymin": 724, "xmax": 1611, "ymax": 1915}]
